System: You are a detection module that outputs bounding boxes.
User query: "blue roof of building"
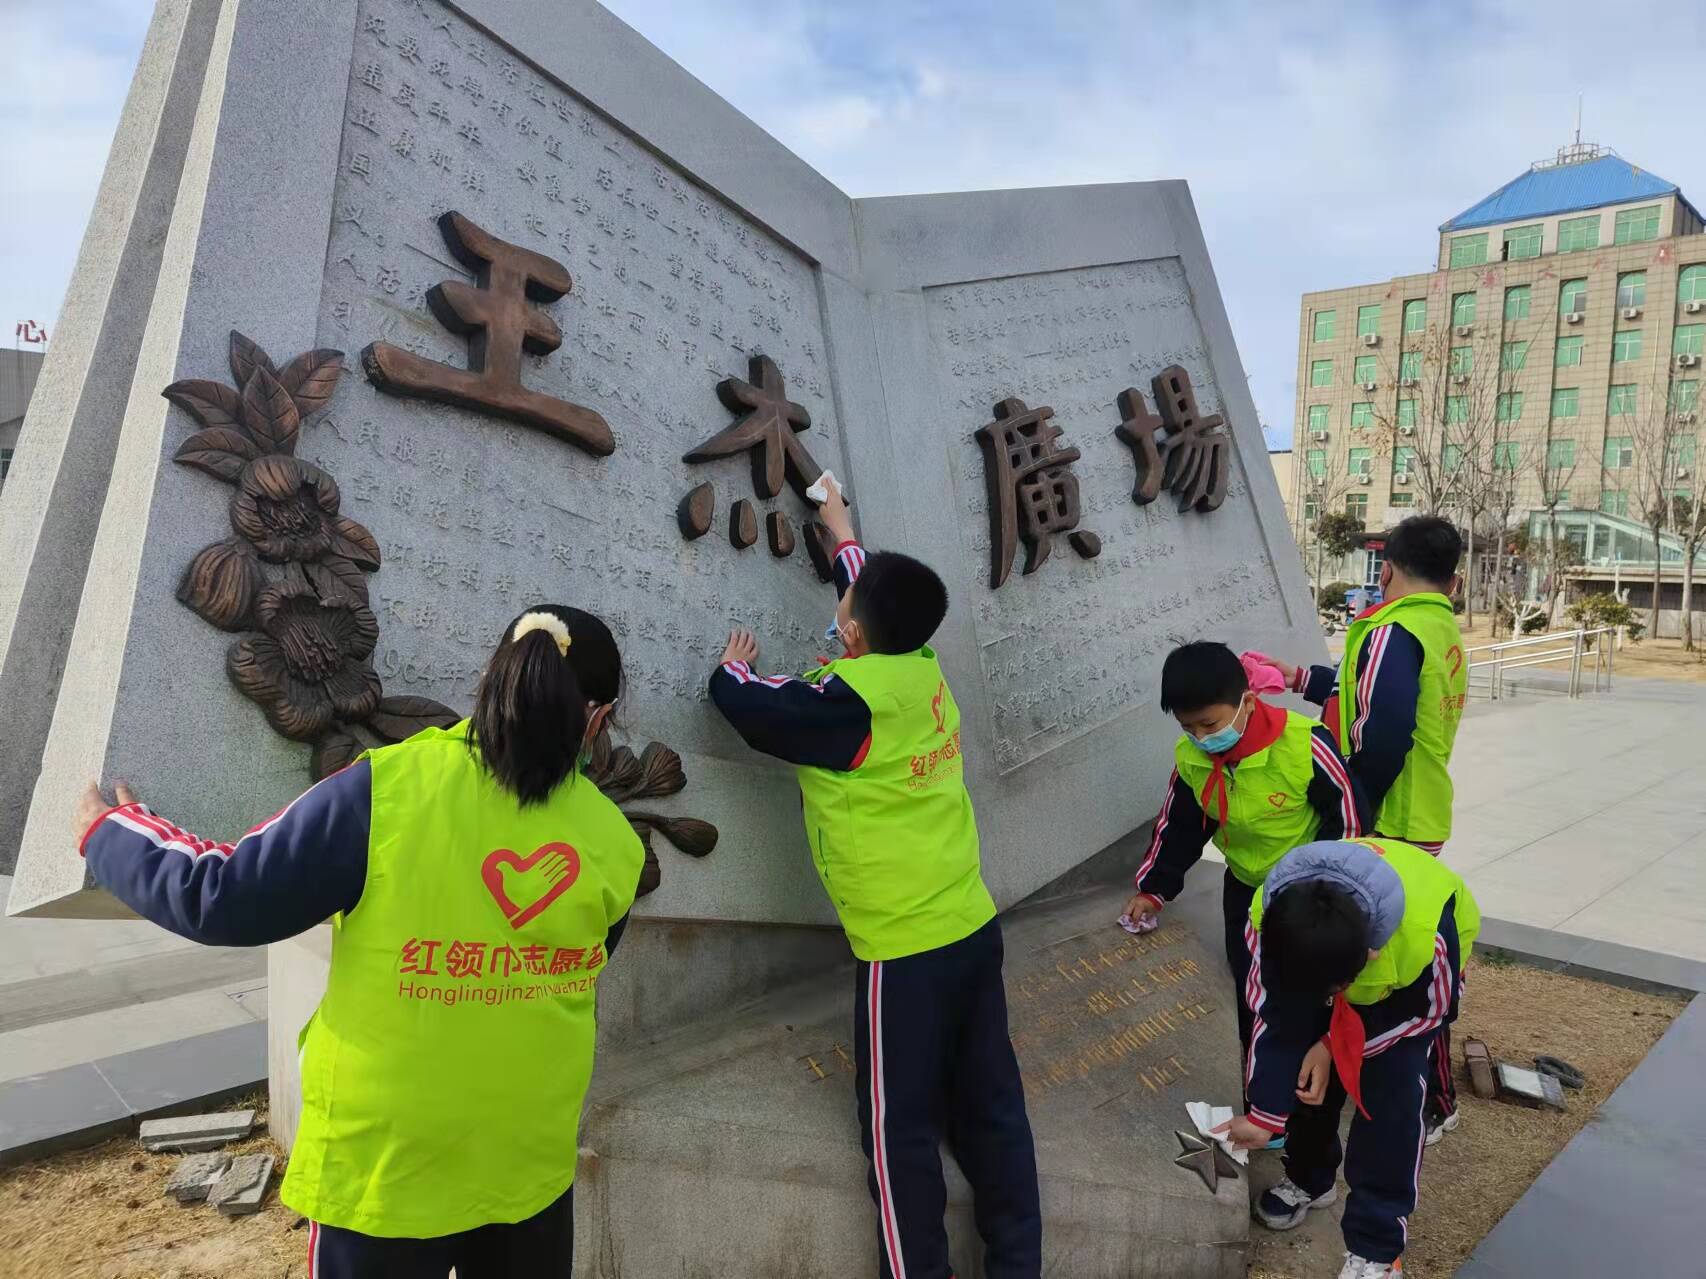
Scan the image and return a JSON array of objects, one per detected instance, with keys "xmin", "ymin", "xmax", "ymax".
[{"xmin": 1440, "ymin": 154, "xmax": 1700, "ymax": 232}]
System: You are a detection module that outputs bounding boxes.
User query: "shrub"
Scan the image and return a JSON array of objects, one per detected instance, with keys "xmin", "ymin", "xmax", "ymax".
[
  {"xmin": 1318, "ymin": 579, "xmax": 1357, "ymax": 610},
  {"xmin": 1566, "ymin": 593, "xmax": 1645, "ymax": 643}
]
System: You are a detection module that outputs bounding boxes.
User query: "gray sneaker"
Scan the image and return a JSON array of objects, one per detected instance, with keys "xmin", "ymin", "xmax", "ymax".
[
  {"xmin": 1253, "ymin": 1176, "xmax": 1337, "ymax": 1230},
  {"xmin": 1425, "ymin": 1108, "xmax": 1460, "ymax": 1147},
  {"xmin": 1337, "ymin": 1251, "xmax": 1401, "ymax": 1277}
]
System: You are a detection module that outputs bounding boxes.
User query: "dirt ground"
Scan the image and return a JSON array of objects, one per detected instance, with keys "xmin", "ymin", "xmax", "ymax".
[
  {"xmin": 1246, "ymin": 955, "xmax": 1687, "ymax": 1278},
  {"xmin": 0, "ymin": 961, "xmax": 1686, "ymax": 1279}
]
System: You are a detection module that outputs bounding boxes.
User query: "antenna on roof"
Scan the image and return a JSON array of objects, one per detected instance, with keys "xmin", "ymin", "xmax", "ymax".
[
  {"xmin": 1574, "ymin": 94, "xmax": 1582, "ymax": 146},
  {"xmin": 1534, "ymin": 99, "xmax": 1606, "ymax": 171}
]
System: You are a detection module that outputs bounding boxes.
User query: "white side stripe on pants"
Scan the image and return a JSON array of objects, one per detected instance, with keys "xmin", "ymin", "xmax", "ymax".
[{"xmin": 869, "ymin": 961, "xmax": 908, "ymax": 1279}]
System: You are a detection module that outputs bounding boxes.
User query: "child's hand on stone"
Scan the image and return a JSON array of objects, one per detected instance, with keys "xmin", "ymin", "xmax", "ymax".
[
  {"xmin": 720, "ymin": 627, "xmax": 759, "ymax": 667},
  {"xmin": 75, "ymin": 780, "xmax": 137, "ymax": 843}
]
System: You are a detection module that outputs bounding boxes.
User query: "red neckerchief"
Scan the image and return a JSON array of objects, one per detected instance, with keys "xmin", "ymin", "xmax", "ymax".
[
  {"xmin": 1328, "ymin": 994, "xmax": 1373, "ymax": 1119},
  {"xmin": 1198, "ymin": 699, "xmax": 1285, "ymax": 827}
]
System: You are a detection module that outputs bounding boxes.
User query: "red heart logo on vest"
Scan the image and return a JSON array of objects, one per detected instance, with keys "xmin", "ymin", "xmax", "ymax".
[
  {"xmin": 481, "ymin": 842, "xmax": 581, "ymax": 929},
  {"xmin": 1267, "ymin": 793, "xmax": 1288, "ymax": 809}
]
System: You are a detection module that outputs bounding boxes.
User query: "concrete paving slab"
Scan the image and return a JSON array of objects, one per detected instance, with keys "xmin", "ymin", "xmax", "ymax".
[
  {"xmin": 0, "ymin": 984, "xmax": 255, "ymax": 1084},
  {"xmin": 208, "ymin": 1151, "xmax": 273, "ymax": 1215},
  {"xmin": 92, "ymin": 1022, "xmax": 264, "ymax": 1119},
  {"xmin": 164, "ymin": 1151, "xmax": 231, "ymax": 1202},
  {"xmin": 139, "ymin": 1108, "xmax": 255, "ymax": 1152},
  {"xmin": 1458, "ymin": 997, "xmax": 1706, "ymax": 1279},
  {"xmin": 0, "ymin": 1064, "xmax": 131, "ymax": 1167}
]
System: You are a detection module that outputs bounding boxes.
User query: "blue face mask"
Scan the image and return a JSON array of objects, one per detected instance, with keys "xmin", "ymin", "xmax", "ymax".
[{"xmin": 1195, "ymin": 701, "xmax": 1249, "ymax": 755}]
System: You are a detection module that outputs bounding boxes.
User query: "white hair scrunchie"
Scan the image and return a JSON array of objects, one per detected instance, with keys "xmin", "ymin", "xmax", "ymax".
[{"xmin": 511, "ymin": 611, "xmax": 571, "ymax": 656}]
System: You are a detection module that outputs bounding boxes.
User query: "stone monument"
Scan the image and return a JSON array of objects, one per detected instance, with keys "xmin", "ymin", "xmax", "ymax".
[{"xmin": 0, "ymin": 0, "xmax": 1320, "ymax": 1273}]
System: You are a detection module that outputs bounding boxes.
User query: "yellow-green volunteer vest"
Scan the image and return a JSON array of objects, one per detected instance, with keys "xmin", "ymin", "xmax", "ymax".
[
  {"xmin": 795, "ymin": 648, "xmax": 996, "ymax": 962},
  {"xmin": 1173, "ymin": 711, "xmax": 1324, "ymax": 888},
  {"xmin": 1338, "ymin": 593, "xmax": 1467, "ymax": 845},
  {"xmin": 1250, "ymin": 838, "xmax": 1480, "ymax": 1006},
  {"xmin": 281, "ymin": 723, "xmax": 644, "ymax": 1238}
]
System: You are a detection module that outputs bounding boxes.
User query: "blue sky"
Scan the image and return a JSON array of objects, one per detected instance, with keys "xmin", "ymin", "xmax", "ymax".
[{"xmin": 5, "ymin": 0, "xmax": 1705, "ymax": 447}]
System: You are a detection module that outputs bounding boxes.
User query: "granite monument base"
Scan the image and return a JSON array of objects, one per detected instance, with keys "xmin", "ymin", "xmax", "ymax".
[{"xmin": 270, "ymin": 878, "xmax": 1247, "ymax": 1276}]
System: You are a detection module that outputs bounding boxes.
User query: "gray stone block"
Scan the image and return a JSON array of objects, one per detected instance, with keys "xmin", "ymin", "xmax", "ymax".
[
  {"xmin": 93, "ymin": 1021, "xmax": 264, "ymax": 1118},
  {"xmin": 207, "ymin": 1151, "xmax": 273, "ymax": 1215},
  {"xmin": 0, "ymin": 1063, "xmax": 131, "ymax": 1169},
  {"xmin": 163, "ymin": 1150, "xmax": 232, "ymax": 1201},
  {"xmin": 139, "ymin": 1107, "xmax": 255, "ymax": 1151},
  {"xmin": 0, "ymin": 0, "xmax": 225, "ymax": 883}
]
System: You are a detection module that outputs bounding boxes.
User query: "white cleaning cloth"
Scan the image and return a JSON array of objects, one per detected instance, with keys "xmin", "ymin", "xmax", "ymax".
[
  {"xmin": 805, "ymin": 471, "xmax": 843, "ymax": 504},
  {"xmin": 1185, "ymin": 1101, "xmax": 1249, "ymax": 1165}
]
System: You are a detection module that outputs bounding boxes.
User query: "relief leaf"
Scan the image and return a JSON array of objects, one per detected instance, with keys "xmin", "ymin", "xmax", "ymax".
[
  {"xmin": 240, "ymin": 367, "xmax": 302, "ymax": 456},
  {"xmin": 367, "ymin": 695, "xmax": 463, "ymax": 743},
  {"xmin": 162, "ymin": 380, "xmax": 246, "ymax": 434},
  {"xmin": 646, "ymin": 815, "xmax": 719, "ymax": 858},
  {"xmin": 306, "ymin": 556, "xmax": 370, "ymax": 607},
  {"xmin": 328, "ymin": 516, "xmax": 381, "ymax": 570},
  {"xmin": 630, "ymin": 741, "xmax": 686, "ymax": 800},
  {"xmin": 277, "ymin": 348, "xmax": 346, "ymax": 419},
  {"xmin": 310, "ymin": 729, "xmax": 362, "ymax": 781},
  {"xmin": 229, "ymin": 330, "xmax": 277, "ymax": 387},
  {"xmin": 173, "ymin": 428, "xmax": 260, "ymax": 485},
  {"xmin": 636, "ymin": 844, "xmax": 662, "ymax": 897},
  {"xmin": 176, "ymin": 539, "xmax": 264, "ymax": 632}
]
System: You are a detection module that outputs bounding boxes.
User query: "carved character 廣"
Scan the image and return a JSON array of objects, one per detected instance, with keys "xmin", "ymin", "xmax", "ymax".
[{"xmin": 974, "ymin": 397, "xmax": 1097, "ymax": 589}]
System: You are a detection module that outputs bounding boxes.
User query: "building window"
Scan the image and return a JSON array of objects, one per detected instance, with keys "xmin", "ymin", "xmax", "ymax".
[
  {"xmin": 1494, "ymin": 441, "xmax": 1521, "ymax": 470},
  {"xmin": 1673, "ymin": 381, "xmax": 1700, "ymax": 414},
  {"xmin": 1307, "ymin": 404, "xmax": 1330, "ymax": 432},
  {"xmin": 0, "ymin": 448, "xmax": 11, "ymax": 483},
  {"xmin": 1504, "ymin": 285, "xmax": 1531, "ymax": 321},
  {"xmin": 1603, "ymin": 435, "xmax": 1635, "ymax": 469},
  {"xmin": 1668, "ymin": 437, "xmax": 1697, "ymax": 469},
  {"xmin": 1599, "ymin": 489, "xmax": 1629, "ymax": 515},
  {"xmin": 1552, "ymin": 387, "xmax": 1579, "ymax": 419},
  {"xmin": 1446, "ymin": 395, "xmax": 1468, "ymax": 424},
  {"xmin": 1350, "ymin": 402, "xmax": 1375, "ymax": 430},
  {"xmin": 1680, "ymin": 265, "xmax": 1706, "ymax": 305},
  {"xmin": 1449, "ymin": 346, "xmax": 1473, "ymax": 376},
  {"xmin": 1559, "ymin": 278, "xmax": 1587, "ymax": 316},
  {"xmin": 1357, "ymin": 304, "xmax": 1381, "ymax": 338},
  {"xmin": 1353, "ymin": 355, "xmax": 1377, "ymax": 384},
  {"xmin": 1614, "ymin": 204, "xmax": 1662, "ymax": 245},
  {"xmin": 1675, "ymin": 324, "xmax": 1706, "ymax": 357},
  {"xmin": 1345, "ymin": 492, "xmax": 1369, "ymax": 518},
  {"xmin": 1306, "ymin": 448, "xmax": 1327, "ymax": 478},
  {"xmin": 1399, "ymin": 350, "xmax": 1421, "ymax": 381},
  {"xmin": 1608, "ymin": 383, "xmax": 1637, "ymax": 417},
  {"xmin": 1617, "ymin": 271, "xmax": 1647, "ymax": 309},
  {"xmin": 1501, "ymin": 341, "xmax": 1528, "ymax": 371},
  {"xmin": 1313, "ymin": 309, "xmax": 1336, "ymax": 342},
  {"xmin": 1442, "ymin": 442, "xmax": 1465, "ymax": 472},
  {"xmin": 1394, "ymin": 445, "xmax": 1417, "ymax": 476},
  {"xmin": 1396, "ymin": 400, "xmax": 1417, "ymax": 429},
  {"xmin": 1451, "ymin": 291, "xmax": 1477, "ymax": 327},
  {"xmin": 1389, "ymin": 490, "xmax": 1415, "ymax": 508},
  {"xmin": 1503, "ymin": 224, "xmax": 1542, "ymax": 260},
  {"xmin": 1403, "ymin": 299, "xmax": 1426, "ymax": 334},
  {"xmin": 1304, "ymin": 497, "xmax": 1319, "ymax": 522},
  {"xmin": 1348, "ymin": 447, "xmax": 1372, "ymax": 476},
  {"xmin": 1612, "ymin": 329, "xmax": 1642, "ymax": 363},
  {"xmin": 1310, "ymin": 359, "xmax": 1333, "ymax": 387},
  {"xmin": 1557, "ymin": 215, "xmax": 1600, "ymax": 254},
  {"xmin": 1497, "ymin": 391, "xmax": 1524, "ymax": 422},
  {"xmin": 1548, "ymin": 439, "xmax": 1576, "ymax": 468},
  {"xmin": 1555, "ymin": 334, "xmax": 1584, "ymax": 367},
  {"xmin": 1450, "ymin": 234, "xmax": 1488, "ymax": 268}
]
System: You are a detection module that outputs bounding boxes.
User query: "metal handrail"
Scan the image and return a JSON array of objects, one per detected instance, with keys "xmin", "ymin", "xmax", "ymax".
[{"xmin": 1466, "ymin": 627, "xmax": 1617, "ymax": 700}]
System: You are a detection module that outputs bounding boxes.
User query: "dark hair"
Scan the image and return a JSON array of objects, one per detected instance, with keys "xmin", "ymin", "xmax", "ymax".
[
  {"xmin": 1261, "ymin": 880, "xmax": 1371, "ymax": 997},
  {"xmin": 1159, "ymin": 641, "xmax": 1248, "ymax": 714},
  {"xmin": 470, "ymin": 605, "xmax": 622, "ymax": 806},
  {"xmin": 850, "ymin": 551, "xmax": 949, "ymax": 654},
  {"xmin": 1385, "ymin": 515, "xmax": 1461, "ymax": 587}
]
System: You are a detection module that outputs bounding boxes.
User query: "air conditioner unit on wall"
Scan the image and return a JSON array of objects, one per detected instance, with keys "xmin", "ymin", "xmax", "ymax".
[
  {"xmin": 1358, "ymin": 473, "xmax": 1372, "ymax": 484},
  {"xmin": 1452, "ymin": 374, "xmax": 1470, "ymax": 384},
  {"xmin": 1680, "ymin": 412, "xmax": 1698, "ymax": 424},
  {"xmin": 1310, "ymin": 429, "xmax": 1329, "ymax": 442},
  {"xmin": 1400, "ymin": 377, "xmax": 1418, "ymax": 387},
  {"xmin": 1623, "ymin": 306, "xmax": 1642, "ymax": 320},
  {"xmin": 1678, "ymin": 353, "xmax": 1700, "ymax": 369},
  {"xmin": 1362, "ymin": 333, "xmax": 1380, "ymax": 347},
  {"xmin": 1678, "ymin": 467, "xmax": 1692, "ymax": 479},
  {"xmin": 1565, "ymin": 312, "xmax": 1584, "ymax": 324},
  {"xmin": 1395, "ymin": 472, "xmax": 1412, "ymax": 485},
  {"xmin": 1454, "ymin": 324, "xmax": 1473, "ymax": 337},
  {"xmin": 1687, "ymin": 300, "xmax": 1704, "ymax": 314},
  {"xmin": 1399, "ymin": 424, "xmax": 1416, "ymax": 436},
  {"xmin": 1361, "ymin": 381, "xmax": 1378, "ymax": 391}
]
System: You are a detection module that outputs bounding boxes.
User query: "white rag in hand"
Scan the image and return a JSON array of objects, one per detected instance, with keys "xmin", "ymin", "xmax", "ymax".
[
  {"xmin": 1185, "ymin": 1101, "xmax": 1249, "ymax": 1166},
  {"xmin": 805, "ymin": 471, "xmax": 843, "ymax": 505}
]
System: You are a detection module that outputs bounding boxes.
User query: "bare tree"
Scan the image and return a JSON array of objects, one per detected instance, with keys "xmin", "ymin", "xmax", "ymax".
[
  {"xmin": 1525, "ymin": 416, "xmax": 1582, "ymax": 626},
  {"xmin": 1477, "ymin": 303, "xmax": 1546, "ymax": 633},
  {"xmin": 1671, "ymin": 488, "xmax": 1706, "ymax": 649},
  {"xmin": 1628, "ymin": 364, "xmax": 1690, "ymax": 638},
  {"xmin": 1295, "ymin": 461, "xmax": 1358, "ymax": 599}
]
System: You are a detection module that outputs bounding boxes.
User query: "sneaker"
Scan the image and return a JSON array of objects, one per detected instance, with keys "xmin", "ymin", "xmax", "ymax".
[
  {"xmin": 1337, "ymin": 1252, "xmax": 1401, "ymax": 1277},
  {"xmin": 1424, "ymin": 1108, "xmax": 1460, "ymax": 1147},
  {"xmin": 1253, "ymin": 1177, "xmax": 1337, "ymax": 1230}
]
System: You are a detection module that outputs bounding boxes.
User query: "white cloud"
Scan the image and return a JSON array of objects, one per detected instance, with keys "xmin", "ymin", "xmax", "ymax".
[{"xmin": 789, "ymin": 94, "xmax": 883, "ymax": 149}]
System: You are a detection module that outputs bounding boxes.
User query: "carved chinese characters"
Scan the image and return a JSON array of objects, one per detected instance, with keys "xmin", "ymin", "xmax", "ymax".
[
  {"xmin": 363, "ymin": 212, "xmax": 613, "ymax": 455},
  {"xmin": 1117, "ymin": 366, "xmax": 1228, "ymax": 514},
  {"xmin": 974, "ymin": 398, "xmax": 1099, "ymax": 589},
  {"xmin": 685, "ymin": 354, "xmax": 818, "ymax": 500}
]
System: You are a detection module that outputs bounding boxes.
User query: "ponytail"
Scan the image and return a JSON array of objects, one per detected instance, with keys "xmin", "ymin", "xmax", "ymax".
[{"xmin": 469, "ymin": 605, "xmax": 622, "ymax": 805}]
